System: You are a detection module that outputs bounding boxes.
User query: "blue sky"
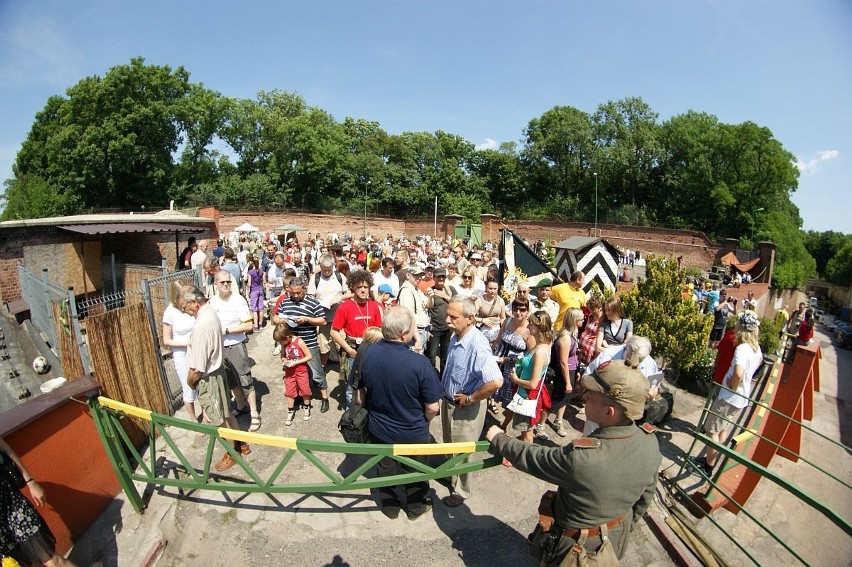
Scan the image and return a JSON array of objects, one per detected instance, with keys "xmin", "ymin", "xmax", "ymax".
[{"xmin": 1, "ymin": 0, "xmax": 849, "ymax": 233}]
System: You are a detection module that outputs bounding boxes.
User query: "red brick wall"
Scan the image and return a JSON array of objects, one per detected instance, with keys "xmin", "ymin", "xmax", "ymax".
[{"xmin": 218, "ymin": 211, "xmax": 721, "ymax": 271}]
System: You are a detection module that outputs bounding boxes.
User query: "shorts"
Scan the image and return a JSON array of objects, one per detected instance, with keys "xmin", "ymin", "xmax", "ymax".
[
  {"xmin": 704, "ymin": 398, "xmax": 741, "ymax": 435},
  {"xmin": 317, "ymin": 323, "xmax": 333, "ymax": 355},
  {"xmin": 223, "ymin": 341, "xmax": 254, "ymax": 392},
  {"xmin": 249, "ymin": 288, "xmax": 265, "ymax": 312},
  {"xmin": 197, "ymin": 366, "xmax": 230, "ymax": 425},
  {"xmin": 709, "ymin": 328, "xmax": 724, "ymax": 341},
  {"xmin": 285, "ymin": 367, "xmax": 312, "ymax": 398}
]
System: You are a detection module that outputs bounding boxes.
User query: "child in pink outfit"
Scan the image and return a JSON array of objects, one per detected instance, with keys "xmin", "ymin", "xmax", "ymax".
[{"xmin": 273, "ymin": 324, "xmax": 313, "ymax": 425}]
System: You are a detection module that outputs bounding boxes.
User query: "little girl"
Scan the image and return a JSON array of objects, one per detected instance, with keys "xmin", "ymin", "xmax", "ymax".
[{"xmin": 273, "ymin": 323, "xmax": 313, "ymax": 425}]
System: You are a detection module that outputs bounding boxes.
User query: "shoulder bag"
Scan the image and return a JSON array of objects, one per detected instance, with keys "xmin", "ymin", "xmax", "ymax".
[{"xmin": 506, "ymin": 365, "xmax": 546, "ymax": 417}]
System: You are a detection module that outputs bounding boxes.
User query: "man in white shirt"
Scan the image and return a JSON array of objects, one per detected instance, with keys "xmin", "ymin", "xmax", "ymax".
[
  {"xmin": 307, "ymin": 254, "xmax": 351, "ymax": 366},
  {"xmin": 190, "ymin": 239, "xmax": 208, "ymax": 270},
  {"xmin": 209, "ymin": 271, "xmax": 261, "ymax": 432},
  {"xmin": 372, "ymin": 257, "xmax": 400, "ymax": 301}
]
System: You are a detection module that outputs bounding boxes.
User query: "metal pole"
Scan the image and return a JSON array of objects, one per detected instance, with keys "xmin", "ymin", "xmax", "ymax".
[
  {"xmin": 593, "ymin": 172, "xmax": 599, "ymax": 237},
  {"xmin": 110, "ymin": 254, "xmax": 117, "ymax": 294},
  {"xmin": 434, "ymin": 196, "xmax": 438, "ymax": 238},
  {"xmin": 364, "ymin": 180, "xmax": 370, "ymax": 239}
]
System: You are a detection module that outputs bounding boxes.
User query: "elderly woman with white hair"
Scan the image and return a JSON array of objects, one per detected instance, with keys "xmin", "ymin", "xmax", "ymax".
[{"xmin": 580, "ymin": 335, "xmax": 660, "ymax": 435}]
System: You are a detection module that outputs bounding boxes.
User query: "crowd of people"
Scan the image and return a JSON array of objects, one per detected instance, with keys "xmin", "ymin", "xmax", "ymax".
[{"xmin": 167, "ymin": 230, "xmax": 671, "ymax": 563}]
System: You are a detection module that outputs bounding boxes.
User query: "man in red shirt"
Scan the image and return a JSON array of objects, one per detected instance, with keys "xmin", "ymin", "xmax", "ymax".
[{"xmin": 330, "ymin": 270, "xmax": 383, "ymax": 407}]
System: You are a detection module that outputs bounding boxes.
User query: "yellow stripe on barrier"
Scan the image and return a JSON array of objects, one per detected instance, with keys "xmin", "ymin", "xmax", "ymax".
[
  {"xmin": 733, "ymin": 428, "xmax": 756, "ymax": 446},
  {"xmin": 98, "ymin": 396, "xmax": 153, "ymax": 421},
  {"xmin": 393, "ymin": 441, "xmax": 478, "ymax": 456},
  {"xmin": 217, "ymin": 429, "xmax": 299, "ymax": 449}
]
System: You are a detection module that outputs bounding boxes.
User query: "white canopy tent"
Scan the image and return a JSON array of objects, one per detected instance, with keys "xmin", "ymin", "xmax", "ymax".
[{"xmin": 234, "ymin": 222, "xmax": 259, "ymax": 232}]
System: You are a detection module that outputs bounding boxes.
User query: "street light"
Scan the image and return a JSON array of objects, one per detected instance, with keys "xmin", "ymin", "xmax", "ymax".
[
  {"xmin": 751, "ymin": 207, "xmax": 765, "ymax": 245},
  {"xmin": 364, "ymin": 180, "xmax": 371, "ymax": 239},
  {"xmin": 593, "ymin": 172, "xmax": 599, "ymax": 237}
]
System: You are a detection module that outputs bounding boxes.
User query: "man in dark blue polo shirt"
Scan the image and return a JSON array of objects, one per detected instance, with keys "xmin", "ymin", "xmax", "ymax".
[{"xmin": 355, "ymin": 306, "xmax": 443, "ymax": 520}]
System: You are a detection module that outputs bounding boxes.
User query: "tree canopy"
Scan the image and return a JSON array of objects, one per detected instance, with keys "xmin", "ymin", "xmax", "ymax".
[{"xmin": 3, "ymin": 57, "xmax": 839, "ymax": 288}]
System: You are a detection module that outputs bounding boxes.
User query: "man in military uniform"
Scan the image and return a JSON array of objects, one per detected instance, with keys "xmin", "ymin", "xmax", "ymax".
[{"xmin": 486, "ymin": 360, "xmax": 661, "ymax": 564}]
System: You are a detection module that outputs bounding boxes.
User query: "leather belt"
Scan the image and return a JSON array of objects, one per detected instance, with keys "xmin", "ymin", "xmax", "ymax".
[{"xmin": 560, "ymin": 514, "xmax": 625, "ymax": 539}]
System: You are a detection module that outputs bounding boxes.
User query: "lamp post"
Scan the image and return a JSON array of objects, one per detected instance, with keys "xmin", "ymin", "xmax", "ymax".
[
  {"xmin": 751, "ymin": 207, "xmax": 764, "ymax": 246},
  {"xmin": 364, "ymin": 180, "xmax": 370, "ymax": 239},
  {"xmin": 593, "ymin": 172, "xmax": 599, "ymax": 237}
]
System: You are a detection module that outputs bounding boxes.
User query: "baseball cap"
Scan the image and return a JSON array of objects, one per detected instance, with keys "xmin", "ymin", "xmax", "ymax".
[
  {"xmin": 535, "ymin": 278, "xmax": 553, "ymax": 287},
  {"xmin": 470, "ymin": 252, "xmax": 482, "ymax": 260},
  {"xmin": 408, "ymin": 266, "xmax": 425, "ymax": 276},
  {"xmin": 582, "ymin": 360, "xmax": 649, "ymax": 420},
  {"xmin": 377, "ymin": 284, "xmax": 396, "ymax": 298},
  {"xmin": 433, "ymin": 267, "xmax": 447, "ymax": 277}
]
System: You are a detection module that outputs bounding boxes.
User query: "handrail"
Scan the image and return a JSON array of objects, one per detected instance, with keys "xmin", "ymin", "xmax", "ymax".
[{"xmin": 90, "ymin": 396, "xmax": 499, "ymax": 514}]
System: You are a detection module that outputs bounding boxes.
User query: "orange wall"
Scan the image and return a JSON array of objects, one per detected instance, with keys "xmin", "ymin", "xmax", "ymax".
[{"xmin": 5, "ymin": 395, "xmax": 120, "ymax": 556}]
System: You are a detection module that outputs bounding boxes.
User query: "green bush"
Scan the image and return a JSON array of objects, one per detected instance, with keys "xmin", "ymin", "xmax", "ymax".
[
  {"xmin": 758, "ymin": 317, "xmax": 778, "ymax": 355},
  {"xmin": 621, "ymin": 255, "xmax": 713, "ymax": 378}
]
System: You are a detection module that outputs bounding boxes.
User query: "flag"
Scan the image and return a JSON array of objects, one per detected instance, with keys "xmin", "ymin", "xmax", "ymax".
[{"xmin": 499, "ymin": 229, "xmax": 558, "ymax": 290}]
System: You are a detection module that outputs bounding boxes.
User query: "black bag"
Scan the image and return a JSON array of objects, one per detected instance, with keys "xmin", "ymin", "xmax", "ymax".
[
  {"xmin": 0, "ymin": 450, "xmax": 26, "ymax": 489},
  {"xmin": 338, "ymin": 346, "xmax": 370, "ymax": 443},
  {"xmin": 338, "ymin": 403, "xmax": 369, "ymax": 444}
]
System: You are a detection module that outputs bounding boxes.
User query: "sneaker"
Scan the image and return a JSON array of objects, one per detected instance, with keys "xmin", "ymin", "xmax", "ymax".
[
  {"xmin": 285, "ymin": 410, "xmax": 296, "ymax": 426},
  {"xmin": 214, "ymin": 453, "xmax": 236, "ymax": 472},
  {"xmin": 533, "ymin": 425, "xmax": 549, "ymax": 440},
  {"xmin": 273, "ymin": 344, "xmax": 282, "ymax": 356},
  {"xmin": 554, "ymin": 420, "xmax": 567, "ymax": 438},
  {"xmin": 320, "ymin": 398, "xmax": 330, "ymax": 413},
  {"xmin": 303, "ymin": 405, "xmax": 312, "ymax": 421},
  {"xmin": 249, "ymin": 414, "xmax": 262, "ymax": 432}
]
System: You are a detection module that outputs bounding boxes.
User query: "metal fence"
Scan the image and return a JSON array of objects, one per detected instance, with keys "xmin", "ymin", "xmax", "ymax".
[
  {"xmin": 665, "ymin": 357, "xmax": 850, "ymax": 566},
  {"xmin": 141, "ymin": 267, "xmax": 203, "ymax": 411},
  {"xmin": 18, "ymin": 265, "xmax": 68, "ymax": 356}
]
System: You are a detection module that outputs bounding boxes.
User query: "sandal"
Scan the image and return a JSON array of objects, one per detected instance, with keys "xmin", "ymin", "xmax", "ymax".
[
  {"xmin": 249, "ymin": 415, "xmax": 262, "ymax": 432},
  {"xmin": 502, "ymin": 457, "xmax": 513, "ymax": 468}
]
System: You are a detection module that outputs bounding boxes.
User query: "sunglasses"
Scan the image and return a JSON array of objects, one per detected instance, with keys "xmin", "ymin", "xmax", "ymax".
[
  {"xmin": 462, "ymin": 276, "xmax": 472, "ymax": 280},
  {"xmin": 513, "ymin": 307, "xmax": 528, "ymax": 312}
]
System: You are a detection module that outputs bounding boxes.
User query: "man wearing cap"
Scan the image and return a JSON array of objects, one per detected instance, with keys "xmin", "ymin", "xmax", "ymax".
[
  {"xmin": 272, "ymin": 277, "xmax": 332, "ymax": 413},
  {"xmin": 486, "ymin": 360, "xmax": 661, "ymax": 563},
  {"xmin": 397, "ymin": 266, "xmax": 431, "ymax": 353},
  {"xmin": 531, "ymin": 279, "xmax": 559, "ymax": 328},
  {"xmin": 212, "ymin": 238, "xmax": 225, "ymax": 260},
  {"xmin": 376, "ymin": 283, "xmax": 396, "ymax": 310},
  {"xmin": 426, "ymin": 266, "xmax": 456, "ymax": 372}
]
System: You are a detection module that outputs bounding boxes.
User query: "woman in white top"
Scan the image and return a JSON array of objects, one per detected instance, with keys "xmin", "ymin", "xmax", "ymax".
[
  {"xmin": 162, "ymin": 280, "xmax": 202, "ymax": 424},
  {"xmin": 696, "ymin": 311, "xmax": 763, "ymax": 476},
  {"xmin": 474, "ymin": 278, "xmax": 506, "ymax": 343},
  {"xmin": 456, "ymin": 266, "xmax": 481, "ymax": 299}
]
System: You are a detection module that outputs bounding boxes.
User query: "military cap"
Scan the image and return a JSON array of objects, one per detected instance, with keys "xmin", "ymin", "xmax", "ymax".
[{"xmin": 582, "ymin": 360, "xmax": 649, "ymax": 420}]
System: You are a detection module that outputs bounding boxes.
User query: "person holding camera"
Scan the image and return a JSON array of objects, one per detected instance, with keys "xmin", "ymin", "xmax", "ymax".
[{"xmin": 709, "ymin": 289, "xmax": 737, "ymax": 348}]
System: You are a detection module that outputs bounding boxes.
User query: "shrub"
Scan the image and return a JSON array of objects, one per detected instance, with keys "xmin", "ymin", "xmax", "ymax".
[{"xmin": 621, "ymin": 255, "xmax": 713, "ymax": 380}]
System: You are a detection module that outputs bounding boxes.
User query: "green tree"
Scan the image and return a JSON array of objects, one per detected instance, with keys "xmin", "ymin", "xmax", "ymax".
[
  {"xmin": 824, "ymin": 240, "xmax": 852, "ymax": 286},
  {"xmin": 620, "ymin": 255, "xmax": 712, "ymax": 376},
  {"xmin": 521, "ymin": 105, "xmax": 596, "ymax": 219},
  {"xmin": 9, "ymin": 57, "xmax": 198, "ymax": 214},
  {"xmin": 757, "ymin": 208, "xmax": 816, "ymax": 288},
  {"xmin": 0, "ymin": 175, "xmax": 77, "ymax": 220},
  {"xmin": 592, "ymin": 97, "xmax": 661, "ymax": 212}
]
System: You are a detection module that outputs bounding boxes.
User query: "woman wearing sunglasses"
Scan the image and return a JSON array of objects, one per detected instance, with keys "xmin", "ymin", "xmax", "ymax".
[{"xmin": 491, "ymin": 298, "xmax": 535, "ymax": 415}]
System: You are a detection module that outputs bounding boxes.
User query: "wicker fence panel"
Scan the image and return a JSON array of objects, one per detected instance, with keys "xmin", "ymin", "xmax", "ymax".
[
  {"xmin": 124, "ymin": 266, "xmax": 163, "ymax": 302},
  {"xmin": 50, "ymin": 301, "xmax": 85, "ymax": 381},
  {"xmin": 87, "ymin": 302, "xmax": 169, "ymax": 446}
]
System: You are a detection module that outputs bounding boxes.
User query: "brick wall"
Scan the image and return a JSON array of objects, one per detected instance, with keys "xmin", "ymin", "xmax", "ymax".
[{"xmin": 218, "ymin": 211, "xmax": 721, "ymax": 271}]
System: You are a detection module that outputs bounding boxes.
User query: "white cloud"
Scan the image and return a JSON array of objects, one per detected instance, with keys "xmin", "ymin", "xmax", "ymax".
[
  {"xmin": 476, "ymin": 138, "xmax": 499, "ymax": 151},
  {"xmin": 795, "ymin": 149, "xmax": 839, "ymax": 175},
  {"xmin": 0, "ymin": 15, "xmax": 82, "ymax": 87}
]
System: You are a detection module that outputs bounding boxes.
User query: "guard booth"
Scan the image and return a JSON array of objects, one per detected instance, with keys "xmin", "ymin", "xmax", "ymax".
[{"xmin": 553, "ymin": 236, "xmax": 620, "ymax": 292}]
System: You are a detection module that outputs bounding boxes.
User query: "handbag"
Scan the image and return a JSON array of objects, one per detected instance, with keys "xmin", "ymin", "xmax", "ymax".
[
  {"xmin": 338, "ymin": 403, "xmax": 369, "ymax": 444},
  {"xmin": 0, "ymin": 451, "xmax": 25, "ymax": 489},
  {"xmin": 507, "ymin": 375, "xmax": 545, "ymax": 417},
  {"xmin": 337, "ymin": 346, "xmax": 370, "ymax": 443}
]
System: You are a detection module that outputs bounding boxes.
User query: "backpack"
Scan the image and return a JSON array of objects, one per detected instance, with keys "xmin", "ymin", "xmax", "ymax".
[{"xmin": 314, "ymin": 271, "xmax": 344, "ymax": 290}]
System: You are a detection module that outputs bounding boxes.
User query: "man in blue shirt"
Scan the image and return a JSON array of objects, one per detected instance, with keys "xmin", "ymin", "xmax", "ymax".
[
  {"xmin": 440, "ymin": 297, "xmax": 503, "ymax": 507},
  {"xmin": 355, "ymin": 307, "xmax": 443, "ymax": 519}
]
